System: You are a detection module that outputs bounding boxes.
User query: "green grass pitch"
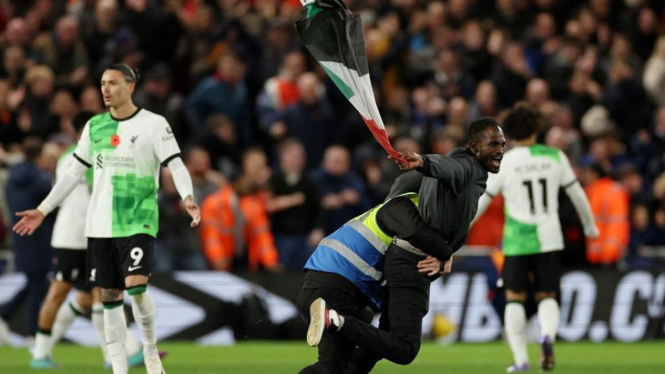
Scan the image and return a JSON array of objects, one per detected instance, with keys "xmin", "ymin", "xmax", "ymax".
[{"xmin": 1, "ymin": 341, "xmax": 664, "ymax": 373}]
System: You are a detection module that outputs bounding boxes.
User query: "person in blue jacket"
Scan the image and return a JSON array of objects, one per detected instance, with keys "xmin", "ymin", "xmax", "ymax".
[{"xmin": 0, "ymin": 137, "xmax": 55, "ymax": 338}]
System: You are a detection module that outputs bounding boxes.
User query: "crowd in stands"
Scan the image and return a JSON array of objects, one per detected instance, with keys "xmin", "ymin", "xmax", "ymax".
[{"xmin": 1, "ymin": 0, "xmax": 665, "ymax": 274}]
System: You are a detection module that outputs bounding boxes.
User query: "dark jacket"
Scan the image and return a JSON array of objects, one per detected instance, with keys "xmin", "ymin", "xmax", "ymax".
[
  {"xmin": 388, "ymin": 148, "xmax": 488, "ymax": 251},
  {"xmin": 6, "ymin": 162, "xmax": 55, "ymax": 273}
]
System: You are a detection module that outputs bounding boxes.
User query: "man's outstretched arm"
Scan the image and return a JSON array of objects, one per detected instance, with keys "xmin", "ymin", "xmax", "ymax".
[{"xmin": 13, "ymin": 159, "xmax": 88, "ymax": 236}]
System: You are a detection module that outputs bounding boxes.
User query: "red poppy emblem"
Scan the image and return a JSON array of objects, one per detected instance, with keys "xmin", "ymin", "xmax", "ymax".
[{"xmin": 111, "ymin": 134, "xmax": 121, "ymax": 147}]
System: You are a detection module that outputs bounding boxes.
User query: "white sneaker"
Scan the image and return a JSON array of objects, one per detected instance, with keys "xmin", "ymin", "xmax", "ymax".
[
  {"xmin": 0, "ymin": 317, "xmax": 10, "ymax": 345},
  {"xmin": 145, "ymin": 355, "xmax": 165, "ymax": 374},
  {"xmin": 306, "ymin": 298, "xmax": 343, "ymax": 347}
]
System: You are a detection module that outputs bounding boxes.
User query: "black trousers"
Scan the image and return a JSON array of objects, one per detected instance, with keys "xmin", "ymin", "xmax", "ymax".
[
  {"xmin": 341, "ymin": 243, "xmax": 431, "ymax": 373},
  {"xmin": 296, "ymin": 271, "xmax": 373, "ymax": 374}
]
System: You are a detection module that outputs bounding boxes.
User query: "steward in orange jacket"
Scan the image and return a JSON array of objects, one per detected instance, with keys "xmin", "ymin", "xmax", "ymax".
[
  {"xmin": 583, "ymin": 164, "xmax": 630, "ymax": 266},
  {"xmin": 199, "ymin": 149, "xmax": 281, "ymax": 272}
]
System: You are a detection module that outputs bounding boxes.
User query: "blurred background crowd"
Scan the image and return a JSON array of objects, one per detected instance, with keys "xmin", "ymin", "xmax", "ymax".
[{"xmin": 0, "ymin": 0, "xmax": 665, "ymax": 276}]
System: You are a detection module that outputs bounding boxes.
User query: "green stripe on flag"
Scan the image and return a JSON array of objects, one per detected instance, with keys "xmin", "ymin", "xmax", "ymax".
[
  {"xmin": 321, "ymin": 64, "xmax": 355, "ymax": 100},
  {"xmin": 304, "ymin": 4, "xmax": 323, "ymax": 20}
]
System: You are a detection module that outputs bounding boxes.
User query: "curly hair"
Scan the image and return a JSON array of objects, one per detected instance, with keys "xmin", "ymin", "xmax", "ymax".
[{"xmin": 501, "ymin": 102, "xmax": 542, "ymax": 141}]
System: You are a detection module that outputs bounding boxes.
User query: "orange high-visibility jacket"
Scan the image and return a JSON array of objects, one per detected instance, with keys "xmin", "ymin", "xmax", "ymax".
[
  {"xmin": 584, "ymin": 177, "xmax": 630, "ymax": 265},
  {"xmin": 199, "ymin": 184, "xmax": 279, "ymax": 272}
]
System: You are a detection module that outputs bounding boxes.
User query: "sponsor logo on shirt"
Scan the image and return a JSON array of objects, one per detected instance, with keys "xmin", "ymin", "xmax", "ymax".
[{"xmin": 95, "ymin": 154, "xmax": 136, "ymax": 169}]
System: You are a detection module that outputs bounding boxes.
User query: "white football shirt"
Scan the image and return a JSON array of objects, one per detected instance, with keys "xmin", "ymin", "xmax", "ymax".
[
  {"xmin": 51, "ymin": 145, "xmax": 92, "ymax": 249},
  {"xmin": 484, "ymin": 144, "xmax": 577, "ymax": 256},
  {"xmin": 73, "ymin": 109, "xmax": 181, "ymax": 238}
]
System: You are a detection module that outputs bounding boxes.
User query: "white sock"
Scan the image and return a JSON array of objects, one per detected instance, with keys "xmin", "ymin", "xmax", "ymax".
[
  {"xmin": 125, "ymin": 327, "xmax": 142, "ymax": 357},
  {"xmin": 32, "ymin": 329, "xmax": 52, "ymax": 360},
  {"xmin": 505, "ymin": 302, "xmax": 529, "ymax": 366},
  {"xmin": 329, "ymin": 309, "xmax": 344, "ymax": 330},
  {"xmin": 51, "ymin": 301, "xmax": 84, "ymax": 345},
  {"xmin": 104, "ymin": 303, "xmax": 128, "ymax": 374},
  {"xmin": 538, "ymin": 298, "xmax": 560, "ymax": 342},
  {"xmin": 92, "ymin": 303, "xmax": 110, "ymax": 363},
  {"xmin": 129, "ymin": 289, "xmax": 158, "ymax": 358}
]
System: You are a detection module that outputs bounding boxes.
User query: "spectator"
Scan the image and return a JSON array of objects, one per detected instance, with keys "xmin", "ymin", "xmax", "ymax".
[
  {"xmin": 1, "ymin": 45, "xmax": 29, "ymax": 90},
  {"xmin": 134, "ymin": 63, "xmax": 190, "ymax": 143},
  {"xmin": 456, "ymin": 20, "xmax": 492, "ymax": 83},
  {"xmin": 604, "ymin": 59, "xmax": 650, "ymax": 135},
  {"xmin": 651, "ymin": 205, "xmax": 665, "ymax": 246},
  {"xmin": 173, "ymin": 4, "xmax": 218, "ymax": 87},
  {"xmin": 469, "ymin": 80, "xmax": 499, "ymax": 119},
  {"xmin": 565, "ymin": 70, "xmax": 603, "ymax": 124},
  {"xmin": 125, "ymin": 0, "xmax": 181, "ymax": 66},
  {"xmin": 194, "ymin": 114, "xmax": 241, "ymax": 177},
  {"xmin": 582, "ymin": 162, "xmax": 630, "ymax": 267},
  {"xmin": 524, "ymin": 12, "xmax": 557, "ymax": 77},
  {"xmin": 267, "ymin": 139, "xmax": 323, "ymax": 271},
  {"xmin": 546, "ymin": 104, "xmax": 584, "ymax": 162},
  {"xmin": 49, "ymin": 88, "xmax": 79, "ymax": 141},
  {"xmin": 21, "ymin": 65, "xmax": 57, "ymax": 139},
  {"xmin": 617, "ymin": 163, "xmax": 651, "ymax": 204},
  {"xmin": 272, "ymin": 73, "xmax": 340, "ymax": 170},
  {"xmin": 187, "ymin": 53, "xmax": 252, "ymax": 147},
  {"xmin": 545, "ymin": 37, "xmax": 582, "ymax": 99},
  {"xmin": 0, "ymin": 138, "xmax": 55, "ymax": 337},
  {"xmin": 430, "ymin": 48, "xmax": 476, "ymax": 100},
  {"xmin": 199, "ymin": 148, "xmax": 281, "ymax": 272},
  {"xmin": 0, "ymin": 79, "xmax": 21, "ymax": 146},
  {"xmin": 447, "ymin": 96, "xmax": 470, "ymax": 128},
  {"xmin": 79, "ymin": 84, "xmax": 104, "ymax": 113},
  {"xmin": 493, "ymin": 43, "xmax": 532, "ymax": 108},
  {"xmin": 311, "ymin": 145, "xmax": 372, "ymax": 235},
  {"xmin": 628, "ymin": 203, "xmax": 656, "ymax": 258},
  {"xmin": 37, "ymin": 15, "xmax": 89, "ymax": 87},
  {"xmin": 365, "ymin": 136, "xmax": 421, "ymax": 203},
  {"xmin": 525, "ymin": 78, "xmax": 552, "ymax": 113},
  {"xmin": 628, "ymin": 7, "xmax": 659, "ymax": 63},
  {"xmin": 257, "ymin": 51, "xmax": 305, "ymax": 137},
  {"xmin": 643, "ymin": 36, "xmax": 665, "ymax": 107},
  {"xmin": 81, "ymin": 0, "xmax": 120, "ymax": 70}
]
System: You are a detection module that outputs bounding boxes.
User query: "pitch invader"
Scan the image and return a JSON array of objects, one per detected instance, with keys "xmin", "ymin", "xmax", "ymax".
[
  {"xmin": 473, "ymin": 103, "xmax": 598, "ymax": 372},
  {"xmin": 14, "ymin": 64, "xmax": 201, "ymax": 374}
]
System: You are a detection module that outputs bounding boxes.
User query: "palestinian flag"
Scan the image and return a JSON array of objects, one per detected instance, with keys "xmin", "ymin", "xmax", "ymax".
[{"xmin": 296, "ymin": 0, "xmax": 406, "ymax": 164}]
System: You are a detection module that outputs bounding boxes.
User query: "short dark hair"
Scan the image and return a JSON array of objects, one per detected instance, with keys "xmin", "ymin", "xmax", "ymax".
[
  {"xmin": 22, "ymin": 136, "xmax": 43, "ymax": 163},
  {"xmin": 502, "ymin": 103, "xmax": 542, "ymax": 141},
  {"xmin": 72, "ymin": 111, "xmax": 96, "ymax": 133},
  {"xmin": 106, "ymin": 63, "xmax": 140, "ymax": 83},
  {"xmin": 467, "ymin": 117, "xmax": 501, "ymax": 142},
  {"xmin": 585, "ymin": 162, "xmax": 607, "ymax": 179}
]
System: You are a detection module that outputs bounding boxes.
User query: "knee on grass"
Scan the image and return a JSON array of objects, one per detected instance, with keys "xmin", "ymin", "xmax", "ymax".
[{"xmin": 394, "ymin": 341, "xmax": 420, "ymax": 366}]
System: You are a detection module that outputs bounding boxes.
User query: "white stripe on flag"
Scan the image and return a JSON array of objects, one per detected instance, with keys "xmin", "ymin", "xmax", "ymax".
[{"xmin": 319, "ymin": 61, "xmax": 386, "ymax": 129}]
